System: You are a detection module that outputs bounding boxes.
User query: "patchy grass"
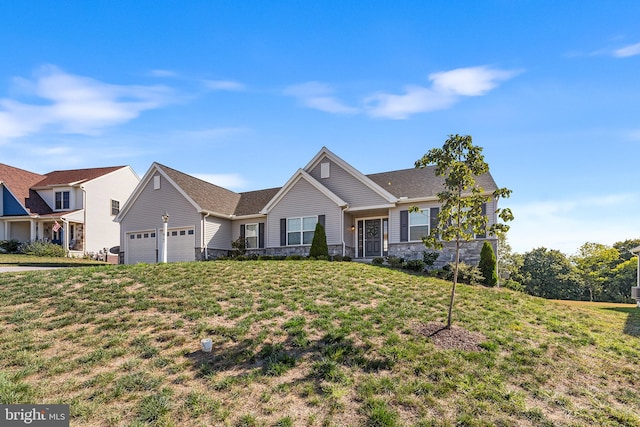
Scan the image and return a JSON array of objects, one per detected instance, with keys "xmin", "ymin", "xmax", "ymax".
[
  {"xmin": 1, "ymin": 260, "xmax": 639, "ymax": 426},
  {"xmin": 0, "ymin": 253, "xmax": 107, "ymax": 267}
]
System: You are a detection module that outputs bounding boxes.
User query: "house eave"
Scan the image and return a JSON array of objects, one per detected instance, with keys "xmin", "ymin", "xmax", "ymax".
[
  {"xmin": 346, "ymin": 204, "xmax": 395, "ymax": 212},
  {"xmin": 231, "ymin": 213, "xmax": 268, "ymax": 220}
]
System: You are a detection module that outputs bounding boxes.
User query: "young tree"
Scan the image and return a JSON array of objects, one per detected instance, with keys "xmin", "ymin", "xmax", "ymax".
[
  {"xmin": 414, "ymin": 134, "xmax": 513, "ymax": 328},
  {"xmin": 479, "ymin": 241, "xmax": 498, "ymax": 287}
]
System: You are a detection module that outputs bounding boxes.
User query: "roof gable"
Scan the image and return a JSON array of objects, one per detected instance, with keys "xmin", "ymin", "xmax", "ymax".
[
  {"xmin": 304, "ymin": 147, "xmax": 397, "ymax": 203},
  {"xmin": 0, "ymin": 163, "xmax": 49, "ymax": 215},
  {"xmin": 261, "ymin": 169, "xmax": 347, "ymax": 214}
]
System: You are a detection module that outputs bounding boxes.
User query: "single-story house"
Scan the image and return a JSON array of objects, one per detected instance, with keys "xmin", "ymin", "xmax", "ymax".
[
  {"xmin": 0, "ymin": 163, "xmax": 139, "ymax": 257},
  {"xmin": 115, "ymin": 147, "xmax": 501, "ymax": 265}
]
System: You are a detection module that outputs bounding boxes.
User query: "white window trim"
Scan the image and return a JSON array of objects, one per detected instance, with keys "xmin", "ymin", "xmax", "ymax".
[
  {"xmin": 287, "ymin": 215, "xmax": 318, "ymax": 246},
  {"xmin": 409, "ymin": 208, "xmax": 430, "ymax": 242},
  {"xmin": 245, "ymin": 223, "xmax": 259, "ymax": 249},
  {"xmin": 54, "ymin": 190, "xmax": 70, "ymax": 211},
  {"xmin": 111, "ymin": 199, "xmax": 120, "ymax": 216}
]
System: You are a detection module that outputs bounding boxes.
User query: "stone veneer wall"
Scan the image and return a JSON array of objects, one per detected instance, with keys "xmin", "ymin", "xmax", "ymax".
[
  {"xmin": 389, "ymin": 239, "xmax": 497, "ymax": 269},
  {"xmin": 205, "ymin": 244, "xmax": 356, "ymax": 259}
]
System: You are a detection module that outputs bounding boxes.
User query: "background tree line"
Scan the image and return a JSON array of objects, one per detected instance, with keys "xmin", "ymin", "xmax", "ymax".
[{"xmin": 498, "ymin": 237, "xmax": 639, "ymax": 303}]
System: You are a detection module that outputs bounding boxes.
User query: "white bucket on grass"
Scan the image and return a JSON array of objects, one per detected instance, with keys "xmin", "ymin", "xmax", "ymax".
[{"xmin": 200, "ymin": 338, "xmax": 213, "ymax": 353}]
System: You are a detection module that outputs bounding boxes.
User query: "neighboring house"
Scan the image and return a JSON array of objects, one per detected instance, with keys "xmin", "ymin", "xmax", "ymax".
[
  {"xmin": 116, "ymin": 147, "xmax": 502, "ymax": 266},
  {"xmin": 0, "ymin": 164, "xmax": 139, "ymax": 256}
]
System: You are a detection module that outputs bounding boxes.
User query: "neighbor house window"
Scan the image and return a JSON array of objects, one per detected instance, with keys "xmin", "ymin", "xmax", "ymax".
[
  {"xmin": 245, "ymin": 223, "xmax": 259, "ymax": 248},
  {"xmin": 111, "ymin": 200, "xmax": 120, "ymax": 216},
  {"xmin": 409, "ymin": 209, "xmax": 430, "ymax": 241},
  {"xmin": 287, "ymin": 216, "xmax": 317, "ymax": 245},
  {"xmin": 55, "ymin": 191, "xmax": 70, "ymax": 210}
]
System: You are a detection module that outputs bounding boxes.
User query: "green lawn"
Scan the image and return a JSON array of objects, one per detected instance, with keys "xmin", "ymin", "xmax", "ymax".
[
  {"xmin": 1, "ymin": 260, "xmax": 639, "ymax": 426},
  {"xmin": 0, "ymin": 253, "xmax": 108, "ymax": 267}
]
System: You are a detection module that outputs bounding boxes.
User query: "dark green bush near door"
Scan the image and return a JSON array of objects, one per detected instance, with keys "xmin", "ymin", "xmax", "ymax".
[
  {"xmin": 309, "ymin": 222, "xmax": 328, "ymax": 259},
  {"xmin": 479, "ymin": 241, "xmax": 498, "ymax": 286}
]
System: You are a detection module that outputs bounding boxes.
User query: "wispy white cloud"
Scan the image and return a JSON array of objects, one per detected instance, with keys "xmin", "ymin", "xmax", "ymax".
[
  {"xmin": 149, "ymin": 69, "xmax": 179, "ymax": 77},
  {"xmin": 283, "ymin": 81, "xmax": 358, "ymax": 114},
  {"xmin": 365, "ymin": 66, "xmax": 521, "ymax": 119},
  {"xmin": 612, "ymin": 42, "xmax": 640, "ymax": 58},
  {"xmin": 0, "ymin": 65, "xmax": 176, "ymax": 140},
  {"xmin": 192, "ymin": 173, "xmax": 248, "ymax": 190},
  {"xmin": 204, "ymin": 79, "xmax": 246, "ymax": 91}
]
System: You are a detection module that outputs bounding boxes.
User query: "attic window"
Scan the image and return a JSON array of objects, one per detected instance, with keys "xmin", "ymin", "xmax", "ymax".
[
  {"xmin": 320, "ymin": 162, "xmax": 330, "ymax": 179},
  {"xmin": 153, "ymin": 175, "xmax": 161, "ymax": 190}
]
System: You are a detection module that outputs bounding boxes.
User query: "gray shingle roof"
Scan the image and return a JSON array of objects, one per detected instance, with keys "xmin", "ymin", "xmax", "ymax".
[
  {"xmin": 235, "ymin": 187, "xmax": 281, "ymax": 216},
  {"xmin": 366, "ymin": 166, "xmax": 498, "ymax": 199},
  {"xmin": 157, "ymin": 164, "xmax": 241, "ymax": 216}
]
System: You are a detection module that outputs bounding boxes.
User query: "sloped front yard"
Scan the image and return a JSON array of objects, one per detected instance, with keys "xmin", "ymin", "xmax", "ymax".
[{"xmin": 1, "ymin": 260, "xmax": 639, "ymax": 426}]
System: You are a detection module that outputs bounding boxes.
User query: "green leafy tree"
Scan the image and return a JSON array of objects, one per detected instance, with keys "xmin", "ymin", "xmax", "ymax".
[
  {"xmin": 613, "ymin": 238, "xmax": 640, "ymax": 261},
  {"xmin": 413, "ymin": 134, "xmax": 513, "ymax": 328},
  {"xmin": 309, "ymin": 222, "xmax": 329, "ymax": 258},
  {"xmin": 479, "ymin": 241, "xmax": 498, "ymax": 287},
  {"xmin": 520, "ymin": 247, "xmax": 583, "ymax": 300},
  {"xmin": 604, "ymin": 258, "xmax": 638, "ymax": 303},
  {"xmin": 497, "ymin": 234, "xmax": 524, "ymax": 284},
  {"xmin": 572, "ymin": 242, "xmax": 620, "ymax": 302}
]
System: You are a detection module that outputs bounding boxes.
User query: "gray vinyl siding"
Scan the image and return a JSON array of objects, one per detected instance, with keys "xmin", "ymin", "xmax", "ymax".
[
  {"xmin": 389, "ymin": 198, "xmax": 498, "ymax": 244},
  {"xmin": 204, "ymin": 215, "xmax": 232, "ymax": 250},
  {"xmin": 266, "ymin": 178, "xmax": 343, "ymax": 248},
  {"xmin": 231, "ymin": 218, "xmax": 267, "ymax": 246},
  {"xmin": 119, "ymin": 173, "xmax": 202, "ymax": 249},
  {"xmin": 308, "ymin": 158, "xmax": 389, "ymax": 208}
]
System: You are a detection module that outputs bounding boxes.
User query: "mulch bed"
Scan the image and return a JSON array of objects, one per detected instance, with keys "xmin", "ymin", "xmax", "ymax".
[{"xmin": 416, "ymin": 321, "xmax": 486, "ymax": 352}]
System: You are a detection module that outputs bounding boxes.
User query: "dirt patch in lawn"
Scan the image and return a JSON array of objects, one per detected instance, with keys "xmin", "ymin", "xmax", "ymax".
[{"xmin": 416, "ymin": 321, "xmax": 486, "ymax": 352}]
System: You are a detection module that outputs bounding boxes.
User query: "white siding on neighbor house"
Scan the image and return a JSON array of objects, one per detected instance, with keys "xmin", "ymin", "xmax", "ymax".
[
  {"xmin": 82, "ymin": 168, "xmax": 139, "ymax": 254},
  {"xmin": 266, "ymin": 178, "xmax": 344, "ymax": 248},
  {"xmin": 308, "ymin": 158, "xmax": 389, "ymax": 209},
  {"xmin": 119, "ymin": 173, "xmax": 202, "ymax": 260},
  {"xmin": 204, "ymin": 215, "xmax": 232, "ymax": 250},
  {"xmin": 37, "ymin": 186, "xmax": 78, "ymax": 211}
]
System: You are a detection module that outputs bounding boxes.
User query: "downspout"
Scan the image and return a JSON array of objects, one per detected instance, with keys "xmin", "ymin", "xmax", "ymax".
[
  {"xmin": 341, "ymin": 207, "xmax": 347, "ymax": 257},
  {"xmin": 202, "ymin": 213, "xmax": 211, "ymax": 260},
  {"xmin": 80, "ymin": 185, "xmax": 86, "ymax": 255}
]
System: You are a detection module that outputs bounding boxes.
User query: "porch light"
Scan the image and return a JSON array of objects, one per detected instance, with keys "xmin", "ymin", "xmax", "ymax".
[
  {"xmin": 350, "ymin": 225, "xmax": 355, "ymax": 231},
  {"xmin": 161, "ymin": 211, "xmax": 169, "ymax": 263}
]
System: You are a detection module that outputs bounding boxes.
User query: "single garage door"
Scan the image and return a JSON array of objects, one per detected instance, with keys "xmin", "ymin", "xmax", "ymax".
[
  {"xmin": 166, "ymin": 227, "xmax": 196, "ymax": 262},
  {"xmin": 126, "ymin": 231, "xmax": 157, "ymax": 264}
]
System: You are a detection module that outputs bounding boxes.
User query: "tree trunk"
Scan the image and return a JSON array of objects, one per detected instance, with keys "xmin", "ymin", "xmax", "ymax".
[{"xmin": 447, "ymin": 238, "xmax": 460, "ymax": 329}]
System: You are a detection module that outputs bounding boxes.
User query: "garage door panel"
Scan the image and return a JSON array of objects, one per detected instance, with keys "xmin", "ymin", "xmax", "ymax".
[
  {"xmin": 167, "ymin": 227, "xmax": 195, "ymax": 262},
  {"xmin": 126, "ymin": 231, "xmax": 157, "ymax": 264}
]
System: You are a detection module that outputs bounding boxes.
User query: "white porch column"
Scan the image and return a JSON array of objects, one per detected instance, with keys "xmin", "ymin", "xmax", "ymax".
[{"xmin": 30, "ymin": 220, "xmax": 37, "ymax": 241}]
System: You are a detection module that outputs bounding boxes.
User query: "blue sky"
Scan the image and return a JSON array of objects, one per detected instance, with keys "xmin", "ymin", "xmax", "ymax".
[{"xmin": 1, "ymin": 1, "xmax": 638, "ymax": 254}]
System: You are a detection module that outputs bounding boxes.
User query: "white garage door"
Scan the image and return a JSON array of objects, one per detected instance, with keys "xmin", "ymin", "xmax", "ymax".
[
  {"xmin": 126, "ymin": 231, "xmax": 157, "ymax": 264},
  {"xmin": 166, "ymin": 227, "xmax": 196, "ymax": 262}
]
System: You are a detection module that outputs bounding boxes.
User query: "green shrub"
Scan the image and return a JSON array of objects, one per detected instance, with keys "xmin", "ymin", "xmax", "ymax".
[
  {"xmin": 258, "ymin": 255, "xmax": 273, "ymax": 260},
  {"xmin": 309, "ymin": 222, "xmax": 329, "ymax": 258},
  {"xmin": 285, "ymin": 254, "xmax": 305, "ymax": 261},
  {"xmin": 478, "ymin": 241, "xmax": 498, "ymax": 286},
  {"xmin": 405, "ymin": 259, "xmax": 425, "ymax": 272},
  {"xmin": 331, "ymin": 254, "xmax": 344, "ymax": 262},
  {"xmin": 423, "ymin": 251, "xmax": 440, "ymax": 267},
  {"xmin": 437, "ymin": 262, "xmax": 483, "ymax": 285},
  {"xmin": 20, "ymin": 240, "xmax": 66, "ymax": 257},
  {"xmin": 372, "ymin": 257, "xmax": 385, "ymax": 265},
  {"xmin": 502, "ymin": 279, "xmax": 524, "ymax": 292},
  {"xmin": 386, "ymin": 256, "xmax": 405, "ymax": 269},
  {"xmin": 0, "ymin": 239, "xmax": 22, "ymax": 254},
  {"xmin": 342, "ymin": 256, "xmax": 352, "ymax": 262}
]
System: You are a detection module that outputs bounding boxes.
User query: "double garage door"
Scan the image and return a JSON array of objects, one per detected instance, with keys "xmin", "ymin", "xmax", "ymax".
[{"xmin": 126, "ymin": 227, "xmax": 195, "ymax": 264}]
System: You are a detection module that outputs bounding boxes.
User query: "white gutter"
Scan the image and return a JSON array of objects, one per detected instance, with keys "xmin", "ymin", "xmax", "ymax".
[
  {"xmin": 341, "ymin": 207, "xmax": 347, "ymax": 257},
  {"xmin": 202, "ymin": 213, "xmax": 211, "ymax": 260}
]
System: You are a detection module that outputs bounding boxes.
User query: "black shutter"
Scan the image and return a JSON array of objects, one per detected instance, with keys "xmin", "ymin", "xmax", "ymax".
[
  {"xmin": 240, "ymin": 224, "xmax": 246, "ymax": 239},
  {"xmin": 280, "ymin": 218, "xmax": 286, "ymax": 246},
  {"xmin": 259, "ymin": 222, "xmax": 265, "ymax": 248},
  {"xmin": 430, "ymin": 207, "xmax": 439, "ymax": 238},
  {"xmin": 318, "ymin": 215, "xmax": 325, "ymax": 228},
  {"xmin": 400, "ymin": 210, "xmax": 408, "ymax": 242},
  {"xmin": 477, "ymin": 203, "xmax": 487, "ymax": 238}
]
